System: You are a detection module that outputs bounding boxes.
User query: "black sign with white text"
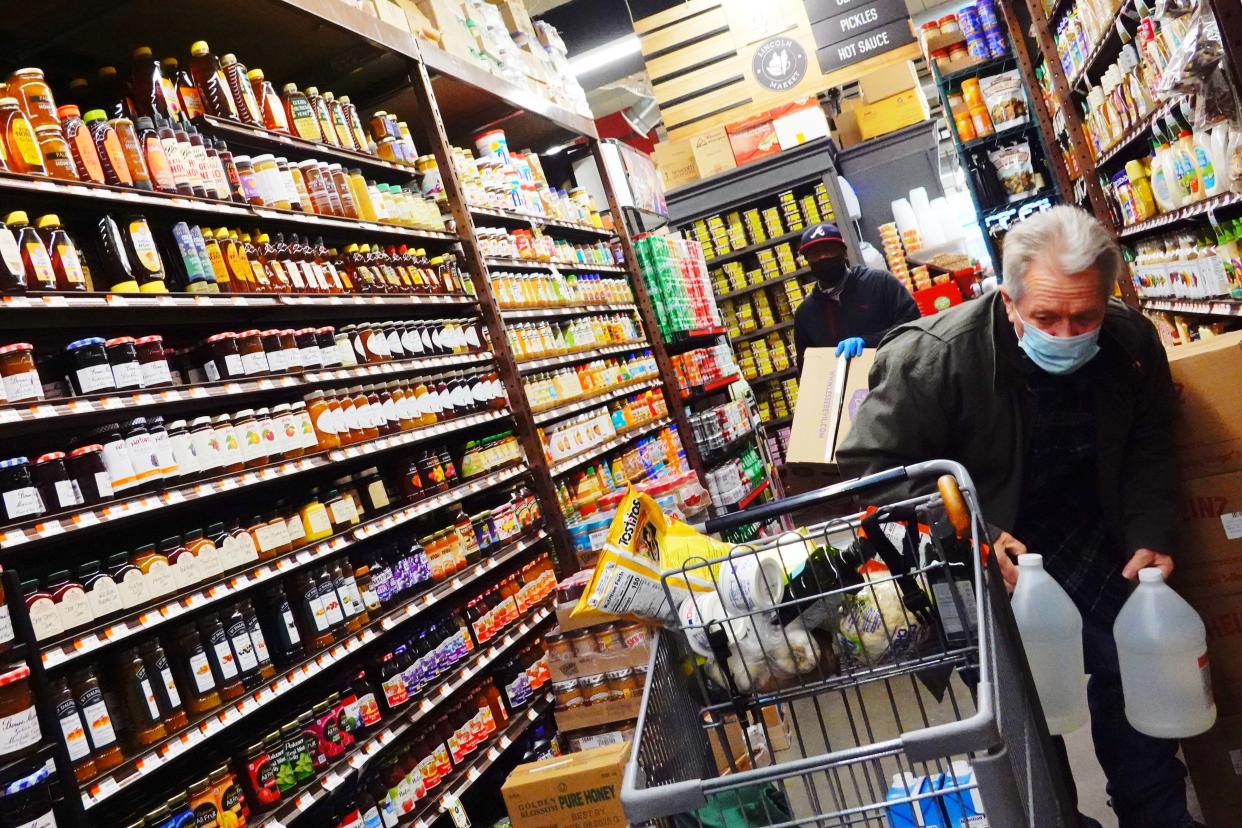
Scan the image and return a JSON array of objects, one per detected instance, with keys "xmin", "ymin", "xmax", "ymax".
[
  {"xmin": 809, "ymin": 0, "xmax": 910, "ymax": 47},
  {"xmin": 814, "ymin": 17, "xmax": 916, "ymax": 73}
]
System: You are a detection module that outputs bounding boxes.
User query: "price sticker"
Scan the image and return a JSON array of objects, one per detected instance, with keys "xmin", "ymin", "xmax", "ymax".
[
  {"xmin": 321, "ymin": 772, "xmax": 344, "ymax": 791},
  {"xmin": 442, "ymin": 793, "xmax": 471, "ymax": 827},
  {"xmin": 294, "ymin": 795, "xmax": 311, "ymax": 812},
  {"xmin": 94, "ymin": 776, "xmax": 121, "ymax": 799},
  {"xmin": 35, "ymin": 520, "xmax": 64, "ymax": 538}
]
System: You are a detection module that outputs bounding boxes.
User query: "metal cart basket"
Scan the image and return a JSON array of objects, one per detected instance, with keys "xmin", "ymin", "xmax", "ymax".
[{"xmin": 622, "ymin": 460, "xmax": 1077, "ymax": 827}]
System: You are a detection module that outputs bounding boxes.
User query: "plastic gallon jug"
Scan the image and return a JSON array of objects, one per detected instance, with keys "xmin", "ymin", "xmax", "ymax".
[
  {"xmin": 1010, "ymin": 554, "xmax": 1088, "ymax": 735},
  {"xmin": 1114, "ymin": 568, "xmax": 1216, "ymax": 738}
]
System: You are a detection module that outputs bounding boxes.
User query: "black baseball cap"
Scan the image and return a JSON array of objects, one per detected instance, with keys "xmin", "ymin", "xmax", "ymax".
[{"xmin": 799, "ymin": 222, "xmax": 846, "ymax": 252}]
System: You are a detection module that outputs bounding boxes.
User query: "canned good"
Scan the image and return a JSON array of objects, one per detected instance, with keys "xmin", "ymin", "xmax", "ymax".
[
  {"xmin": 976, "ymin": 0, "xmax": 999, "ymax": 30},
  {"xmin": 983, "ymin": 26, "xmax": 1008, "ymax": 59},
  {"xmin": 966, "ymin": 32, "xmax": 991, "ymax": 60},
  {"xmin": 957, "ymin": 4, "xmax": 981, "ymax": 36}
]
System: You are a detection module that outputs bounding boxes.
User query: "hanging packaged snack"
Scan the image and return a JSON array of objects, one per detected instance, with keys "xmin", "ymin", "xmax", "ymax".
[
  {"xmin": 978, "ymin": 69, "xmax": 1029, "ymax": 132},
  {"xmin": 988, "ymin": 141, "xmax": 1038, "ymax": 201}
]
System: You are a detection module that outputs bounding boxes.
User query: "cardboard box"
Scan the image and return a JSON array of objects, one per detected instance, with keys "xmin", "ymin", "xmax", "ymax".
[
  {"xmin": 1178, "ymin": 470, "xmax": 1242, "ymax": 565},
  {"xmin": 417, "ymin": 0, "xmax": 476, "ymax": 58},
  {"xmin": 369, "ymin": 0, "xmax": 413, "ymax": 30},
  {"xmin": 708, "ymin": 704, "xmax": 791, "ymax": 773},
  {"xmin": 832, "ymin": 102, "xmax": 863, "ymax": 149},
  {"xmin": 502, "ymin": 742, "xmax": 630, "ymax": 828},
  {"xmin": 772, "ymin": 100, "xmax": 831, "ymax": 150},
  {"xmin": 858, "ymin": 60, "xmax": 920, "ymax": 104},
  {"xmin": 855, "ymin": 86, "xmax": 930, "ymax": 141},
  {"xmin": 1187, "ymin": 589, "xmax": 1242, "ymax": 716},
  {"xmin": 786, "ymin": 348, "xmax": 875, "ymax": 466},
  {"xmin": 725, "ymin": 114, "xmax": 780, "ymax": 166},
  {"xmin": 691, "ymin": 127, "xmax": 737, "ymax": 178},
  {"xmin": 555, "ymin": 695, "xmax": 641, "ymax": 732},
  {"xmin": 1173, "ymin": 555, "xmax": 1242, "ymax": 603},
  {"xmin": 653, "ymin": 138, "xmax": 699, "ymax": 191},
  {"xmin": 1168, "ymin": 331, "xmax": 1242, "ymax": 478},
  {"xmin": 1181, "ymin": 713, "xmax": 1242, "ymax": 827}
]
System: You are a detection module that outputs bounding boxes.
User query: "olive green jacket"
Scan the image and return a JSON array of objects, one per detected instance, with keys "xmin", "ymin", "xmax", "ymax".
[{"xmin": 836, "ymin": 291, "xmax": 1180, "ymax": 557}]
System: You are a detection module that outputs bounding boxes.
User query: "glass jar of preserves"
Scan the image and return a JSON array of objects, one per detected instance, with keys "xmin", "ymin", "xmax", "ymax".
[
  {"xmin": 315, "ymin": 327, "xmax": 339, "ymax": 367},
  {"xmin": 204, "ymin": 331, "xmax": 243, "ymax": 381},
  {"xmin": 104, "ymin": 336, "xmax": 142, "ymax": 391},
  {"xmin": 0, "ymin": 458, "xmax": 43, "ymax": 524},
  {"xmin": 0, "ymin": 666, "xmax": 39, "ymax": 761},
  {"xmin": 134, "ymin": 335, "xmax": 172, "ymax": 388},
  {"xmin": 259, "ymin": 329, "xmax": 286, "ymax": 373},
  {"xmin": 65, "ymin": 337, "xmax": 114, "ymax": 396},
  {"xmin": 66, "ymin": 444, "xmax": 114, "ymax": 505},
  {"xmin": 551, "ymin": 678, "xmax": 583, "ymax": 711},
  {"xmin": 0, "ymin": 344, "xmax": 41, "ymax": 403},
  {"xmin": 236, "ymin": 329, "xmax": 268, "ymax": 376},
  {"xmin": 31, "ymin": 452, "xmax": 82, "ymax": 513}
]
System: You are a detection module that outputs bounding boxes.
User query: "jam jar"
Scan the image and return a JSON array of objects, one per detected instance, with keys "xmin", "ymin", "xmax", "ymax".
[
  {"xmin": 135, "ymin": 335, "xmax": 173, "ymax": 388},
  {"xmin": 259, "ymin": 329, "xmax": 287, "ymax": 373},
  {"xmin": 104, "ymin": 336, "xmax": 142, "ymax": 391},
  {"xmin": 236, "ymin": 329, "xmax": 268, "ymax": 376},
  {"xmin": 0, "ymin": 665, "xmax": 40, "ymax": 761},
  {"xmin": 31, "ymin": 452, "xmax": 82, "ymax": 513},
  {"xmin": 66, "ymin": 448, "xmax": 110, "ymax": 507},
  {"xmin": 0, "ymin": 458, "xmax": 44, "ymax": 524},
  {"xmin": 204, "ymin": 332, "xmax": 243, "ymax": 381},
  {"xmin": 0, "ymin": 343, "xmax": 42, "ymax": 403},
  {"xmin": 65, "ymin": 337, "xmax": 115, "ymax": 396}
]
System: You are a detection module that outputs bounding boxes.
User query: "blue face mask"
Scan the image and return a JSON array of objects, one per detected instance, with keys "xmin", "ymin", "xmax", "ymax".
[{"xmin": 1016, "ymin": 312, "xmax": 1101, "ymax": 375}]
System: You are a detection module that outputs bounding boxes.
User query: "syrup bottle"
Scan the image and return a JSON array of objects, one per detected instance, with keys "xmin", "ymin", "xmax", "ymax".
[
  {"xmin": 219, "ymin": 54, "xmax": 262, "ymax": 125},
  {"xmin": 187, "ymin": 41, "xmax": 238, "ymax": 120}
]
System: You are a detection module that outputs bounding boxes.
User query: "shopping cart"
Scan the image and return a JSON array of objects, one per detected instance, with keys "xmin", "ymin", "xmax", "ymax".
[{"xmin": 622, "ymin": 460, "xmax": 1077, "ymax": 827}]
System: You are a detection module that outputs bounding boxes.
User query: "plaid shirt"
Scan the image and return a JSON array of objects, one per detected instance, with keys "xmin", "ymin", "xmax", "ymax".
[{"xmin": 1013, "ymin": 358, "xmax": 1132, "ymax": 624}]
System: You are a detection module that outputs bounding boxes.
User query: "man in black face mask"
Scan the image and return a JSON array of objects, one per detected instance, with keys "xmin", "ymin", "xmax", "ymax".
[{"xmin": 791, "ymin": 222, "xmax": 919, "ymax": 366}]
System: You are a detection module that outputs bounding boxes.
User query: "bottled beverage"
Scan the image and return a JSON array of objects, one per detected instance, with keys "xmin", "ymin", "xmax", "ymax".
[
  {"xmin": 1114, "ymin": 568, "xmax": 1216, "ymax": 737},
  {"xmin": 1011, "ymin": 554, "xmax": 1088, "ymax": 735}
]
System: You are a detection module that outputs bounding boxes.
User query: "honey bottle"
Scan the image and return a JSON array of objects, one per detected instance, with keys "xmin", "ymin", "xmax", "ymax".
[
  {"xmin": 135, "ymin": 117, "xmax": 175, "ymax": 193},
  {"xmin": 241, "ymin": 232, "xmax": 272, "ymax": 291},
  {"xmin": 83, "ymin": 109, "xmax": 133, "ymax": 187},
  {"xmin": 57, "ymin": 105, "xmax": 105, "ymax": 185},
  {"xmin": 35, "ymin": 215, "xmax": 86, "ymax": 292},
  {"xmin": 0, "ymin": 97, "xmax": 45, "ymax": 175},
  {"xmin": 7, "ymin": 211, "xmax": 55, "ymax": 291},
  {"xmin": 110, "ymin": 115, "xmax": 153, "ymax": 190},
  {"xmin": 163, "ymin": 57, "xmax": 204, "ymax": 120},
  {"xmin": 304, "ymin": 87, "xmax": 339, "ymax": 147},
  {"xmin": 188, "ymin": 41, "xmax": 238, "ymax": 120},
  {"xmin": 93, "ymin": 66, "xmax": 130, "ymax": 118},
  {"xmin": 155, "ymin": 115, "xmax": 194, "ymax": 195},
  {"xmin": 219, "ymin": 54, "xmax": 262, "ymax": 126},
  {"xmin": 337, "ymin": 95, "xmax": 371, "ymax": 153},
  {"xmin": 131, "ymin": 46, "xmax": 180, "ymax": 122},
  {"xmin": 280, "ymin": 83, "xmax": 321, "ymax": 142},
  {"xmin": 217, "ymin": 228, "xmax": 252, "ymax": 292},
  {"xmin": 120, "ymin": 215, "xmax": 169, "ymax": 293},
  {"xmin": 247, "ymin": 69, "xmax": 289, "ymax": 133},
  {"xmin": 322, "ymin": 92, "xmax": 353, "ymax": 148},
  {"xmin": 170, "ymin": 117, "xmax": 207, "ymax": 198}
]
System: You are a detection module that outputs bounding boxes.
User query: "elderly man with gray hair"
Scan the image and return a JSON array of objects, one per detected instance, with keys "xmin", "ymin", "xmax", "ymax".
[{"xmin": 838, "ymin": 206, "xmax": 1197, "ymax": 828}]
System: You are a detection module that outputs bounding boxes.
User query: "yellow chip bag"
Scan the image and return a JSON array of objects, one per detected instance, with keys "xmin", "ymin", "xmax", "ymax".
[{"xmin": 571, "ymin": 488, "xmax": 726, "ymax": 626}]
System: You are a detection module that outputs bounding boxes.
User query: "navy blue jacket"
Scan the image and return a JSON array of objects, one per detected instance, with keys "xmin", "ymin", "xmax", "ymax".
[{"xmin": 793, "ymin": 265, "xmax": 920, "ymax": 365}]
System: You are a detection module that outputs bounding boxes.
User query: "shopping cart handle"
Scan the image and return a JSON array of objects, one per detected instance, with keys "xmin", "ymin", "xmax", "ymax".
[{"xmin": 699, "ymin": 466, "xmax": 909, "ymax": 534}]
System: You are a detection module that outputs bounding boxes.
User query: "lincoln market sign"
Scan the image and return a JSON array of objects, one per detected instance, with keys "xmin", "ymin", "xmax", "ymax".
[
  {"xmin": 751, "ymin": 36, "xmax": 811, "ymax": 91},
  {"xmin": 804, "ymin": 0, "xmax": 915, "ymax": 74}
]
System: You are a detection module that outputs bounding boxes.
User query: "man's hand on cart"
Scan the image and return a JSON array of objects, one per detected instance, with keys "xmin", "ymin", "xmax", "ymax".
[
  {"xmin": 835, "ymin": 337, "xmax": 864, "ymax": 359},
  {"xmin": 992, "ymin": 530, "xmax": 1027, "ymax": 592}
]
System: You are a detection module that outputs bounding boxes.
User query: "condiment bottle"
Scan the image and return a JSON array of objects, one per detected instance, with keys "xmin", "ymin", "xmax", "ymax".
[
  {"xmin": 83, "ymin": 109, "xmax": 133, "ymax": 187},
  {"xmin": 139, "ymin": 638, "xmax": 189, "ymax": 732},
  {"xmin": 7, "ymin": 212, "xmax": 55, "ymax": 292},
  {"xmin": 259, "ymin": 583, "xmax": 304, "ymax": 665},
  {"xmin": 222, "ymin": 604, "xmax": 261, "ymax": 690},
  {"xmin": 107, "ymin": 551, "xmax": 148, "ymax": 610},
  {"xmin": 305, "ymin": 87, "xmax": 338, "ymax": 146},
  {"xmin": 34, "ymin": 214, "xmax": 86, "ymax": 291},
  {"xmin": 199, "ymin": 613, "xmax": 244, "ymax": 701},
  {"xmin": 70, "ymin": 666, "xmax": 124, "ymax": 771},
  {"xmin": 248, "ymin": 69, "xmax": 289, "ymax": 133},
  {"xmin": 121, "ymin": 214, "xmax": 168, "ymax": 292},
  {"xmin": 117, "ymin": 646, "xmax": 168, "ymax": 747},
  {"xmin": 51, "ymin": 675, "xmax": 96, "ymax": 781},
  {"xmin": 109, "ymin": 115, "xmax": 153, "ymax": 191},
  {"xmin": 219, "ymin": 53, "xmax": 261, "ymax": 125},
  {"xmin": 165, "ymin": 57, "xmax": 204, "ymax": 120},
  {"xmin": 171, "ymin": 623, "xmax": 222, "ymax": 714},
  {"xmin": 281, "ymin": 83, "xmax": 321, "ymax": 142},
  {"xmin": 0, "ymin": 97, "xmax": 45, "ymax": 175},
  {"xmin": 188, "ymin": 40, "xmax": 239, "ymax": 119},
  {"xmin": 170, "ymin": 117, "xmax": 207, "ymax": 198},
  {"xmin": 291, "ymin": 571, "xmax": 332, "ymax": 651},
  {"xmin": 35, "ymin": 124, "xmax": 79, "ymax": 181},
  {"xmin": 21, "ymin": 578, "xmax": 63, "ymax": 642},
  {"xmin": 185, "ymin": 123, "xmax": 221, "ymax": 199},
  {"xmin": 135, "ymin": 116, "xmax": 176, "ymax": 193},
  {"xmin": 131, "ymin": 46, "xmax": 180, "ymax": 121}
]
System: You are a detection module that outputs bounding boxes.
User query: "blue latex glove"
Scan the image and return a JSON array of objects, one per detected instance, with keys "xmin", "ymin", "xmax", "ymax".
[{"xmin": 835, "ymin": 337, "xmax": 865, "ymax": 359}]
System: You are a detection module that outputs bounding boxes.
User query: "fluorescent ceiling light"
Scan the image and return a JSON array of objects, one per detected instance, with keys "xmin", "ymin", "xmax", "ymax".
[{"xmin": 569, "ymin": 35, "xmax": 641, "ymax": 77}]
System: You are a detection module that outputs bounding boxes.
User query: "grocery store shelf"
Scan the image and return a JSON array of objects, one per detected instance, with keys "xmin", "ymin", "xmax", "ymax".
[
  {"xmin": 662, "ymin": 326, "xmax": 728, "ymax": 352},
  {"xmin": 733, "ymin": 320, "xmax": 794, "ymax": 343},
  {"xmin": 703, "ymin": 229, "xmax": 803, "ymax": 265},
  {"xmin": 1094, "ymin": 99, "xmax": 1177, "ymax": 169},
  {"xmin": 197, "ymin": 114, "xmax": 415, "ymax": 180},
  {"xmin": 500, "ymin": 302, "xmax": 637, "ymax": 320},
  {"xmin": 960, "ymin": 121, "xmax": 1036, "ymax": 152},
  {"xmin": 468, "ymin": 205, "xmax": 614, "ymax": 238},
  {"xmin": 548, "ymin": 416, "xmax": 672, "ymax": 477},
  {"xmin": 81, "ymin": 531, "xmax": 543, "ymax": 810},
  {"xmin": 0, "ymin": 350, "xmax": 494, "ymax": 436},
  {"xmin": 0, "ymin": 290, "xmax": 475, "ymax": 318},
  {"xmin": 0, "ymin": 410, "xmax": 512, "ymax": 553},
  {"xmin": 0, "ymin": 168, "xmax": 456, "ymax": 243},
  {"xmin": 514, "ymin": 340, "xmax": 650, "ymax": 374},
  {"xmin": 411, "ymin": 696, "xmax": 553, "ymax": 828},
  {"xmin": 938, "ymin": 54, "xmax": 1014, "ymax": 86},
  {"xmin": 1067, "ymin": 4, "xmax": 1126, "ymax": 89},
  {"xmin": 748, "ymin": 365, "xmax": 799, "ymax": 384},
  {"xmin": 702, "ymin": 428, "xmax": 758, "ymax": 468},
  {"xmin": 980, "ymin": 188, "xmax": 1059, "ymax": 220},
  {"xmin": 1139, "ymin": 298, "xmax": 1242, "ymax": 318},
  {"xmin": 260, "ymin": 603, "xmax": 554, "ymax": 826},
  {"xmin": 762, "ymin": 414, "xmax": 794, "ymax": 429},
  {"xmin": 735, "ymin": 479, "xmax": 771, "ymax": 510},
  {"xmin": 1118, "ymin": 192, "xmax": 1242, "ymax": 240},
  {"xmin": 718, "ymin": 267, "xmax": 811, "ymax": 300},
  {"xmin": 531, "ymin": 377, "xmax": 661, "ymax": 425},
  {"xmin": 681, "ymin": 373, "xmax": 740, "ymax": 401},
  {"xmin": 484, "ymin": 257, "xmax": 628, "ymax": 274}
]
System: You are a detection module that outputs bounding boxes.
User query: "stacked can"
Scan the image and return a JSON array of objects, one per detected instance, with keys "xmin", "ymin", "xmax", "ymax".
[
  {"xmin": 977, "ymin": 0, "xmax": 1009, "ymax": 59},
  {"xmin": 958, "ymin": 4, "xmax": 989, "ymax": 61},
  {"xmin": 689, "ymin": 399, "xmax": 752, "ymax": 459}
]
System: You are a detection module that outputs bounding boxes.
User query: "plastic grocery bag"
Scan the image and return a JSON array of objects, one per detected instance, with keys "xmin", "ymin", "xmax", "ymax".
[{"xmin": 571, "ymin": 488, "xmax": 725, "ymax": 626}]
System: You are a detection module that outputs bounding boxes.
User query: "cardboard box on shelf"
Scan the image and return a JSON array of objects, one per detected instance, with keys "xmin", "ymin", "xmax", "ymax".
[
  {"xmin": 653, "ymin": 138, "xmax": 699, "ymax": 191},
  {"xmin": 725, "ymin": 114, "xmax": 781, "ymax": 165},
  {"xmin": 858, "ymin": 60, "xmax": 920, "ymax": 104},
  {"xmin": 832, "ymin": 101, "xmax": 863, "ymax": 149},
  {"xmin": 549, "ymin": 640, "xmax": 651, "ymax": 682},
  {"xmin": 486, "ymin": 0, "xmax": 539, "ymax": 43},
  {"xmin": 855, "ymin": 85, "xmax": 930, "ymax": 140},
  {"xmin": 1180, "ymin": 713, "xmax": 1242, "ymax": 828},
  {"xmin": 691, "ymin": 127, "xmax": 738, "ymax": 177},
  {"xmin": 1177, "ymin": 470, "xmax": 1242, "ymax": 565},
  {"xmin": 1168, "ymin": 331, "xmax": 1242, "ymax": 479},
  {"xmin": 368, "ymin": 0, "xmax": 414, "ymax": 30},
  {"xmin": 502, "ymin": 742, "xmax": 630, "ymax": 828},
  {"xmin": 417, "ymin": 0, "xmax": 477, "ymax": 58},
  {"xmin": 1184, "ymin": 589, "xmax": 1242, "ymax": 717},
  {"xmin": 772, "ymin": 100, "xmax": 831, "ymax": 150},
  {"xmin": 555, "ymin": 695, "xmax": 642, "ymax": 732}
]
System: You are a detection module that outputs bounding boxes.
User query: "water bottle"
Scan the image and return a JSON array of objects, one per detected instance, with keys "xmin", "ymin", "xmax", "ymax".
[
  {"xmin": 1010, "ymin": 554, "xmax": 1089, "ymax": 735},
  {"xmin": 1114, "ymin": 568, "xmax": 1216, "ymax": 738}
]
